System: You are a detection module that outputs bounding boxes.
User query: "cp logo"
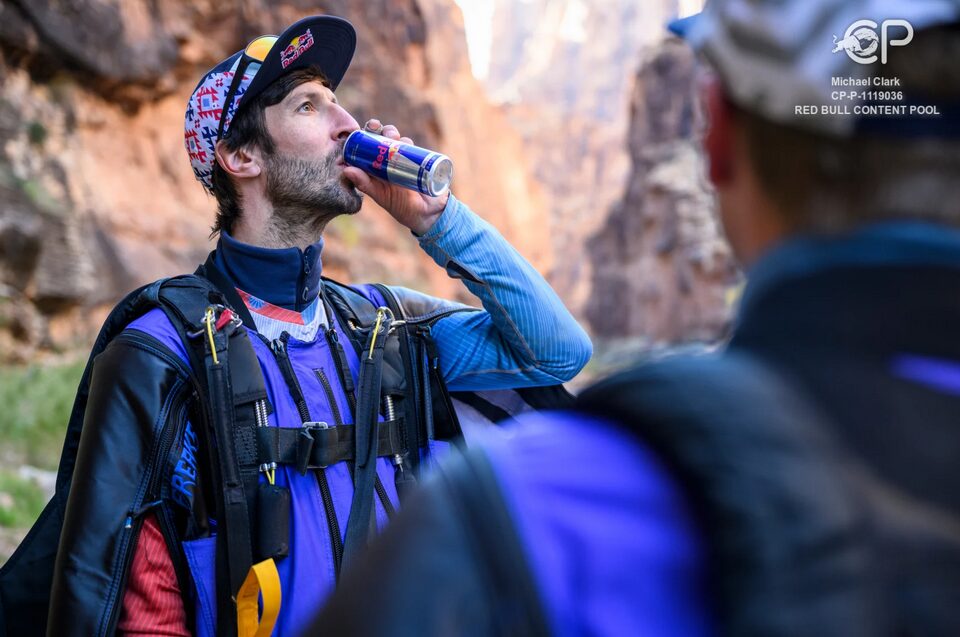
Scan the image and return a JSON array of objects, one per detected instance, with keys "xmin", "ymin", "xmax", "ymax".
[{"xmin": 832, "ymin": 19, "xmax": 914, "ymax": 65}]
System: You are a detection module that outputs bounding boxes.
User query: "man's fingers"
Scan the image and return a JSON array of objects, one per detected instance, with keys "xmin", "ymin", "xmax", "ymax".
[
  {"xmin": 343, "ymin": 166, "xmax": 373, "ymax": 191},
  {"xmin": 363, "ymin": 120, "xmax": 412, "ymax": 144}
]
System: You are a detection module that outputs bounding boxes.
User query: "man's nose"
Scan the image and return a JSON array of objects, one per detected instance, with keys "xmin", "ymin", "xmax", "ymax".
[{"xmin": 333, "ymin": 105, "xmax": 360, "ymax": 141}]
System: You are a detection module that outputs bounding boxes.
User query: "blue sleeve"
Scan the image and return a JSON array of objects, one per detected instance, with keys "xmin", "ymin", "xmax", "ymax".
[{"xmin": 415, "ymin": 194, "xmax": 592, "ymax": 391}]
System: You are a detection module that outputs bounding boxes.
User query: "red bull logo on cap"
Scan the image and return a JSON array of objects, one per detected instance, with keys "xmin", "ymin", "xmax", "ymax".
[{"xmin": 281, "ymin": 28, "xmax": 315, "ymax": 69}]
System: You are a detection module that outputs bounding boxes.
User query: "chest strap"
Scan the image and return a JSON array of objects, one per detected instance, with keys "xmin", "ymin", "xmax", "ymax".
[{"xmin": 257, "ymin": 419, "xmax": 405, "ymax": 474}]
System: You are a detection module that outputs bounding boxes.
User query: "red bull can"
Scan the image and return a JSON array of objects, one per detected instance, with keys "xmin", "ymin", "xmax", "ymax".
[{"xmin": 343, "ymin": 130, "xmax": 453, "ymax": 197}]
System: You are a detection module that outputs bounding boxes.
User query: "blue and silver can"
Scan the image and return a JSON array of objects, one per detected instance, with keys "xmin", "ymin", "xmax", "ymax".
[{"xmin": 343, "ymin": 130, "xmax": 453, "ymax": 197}]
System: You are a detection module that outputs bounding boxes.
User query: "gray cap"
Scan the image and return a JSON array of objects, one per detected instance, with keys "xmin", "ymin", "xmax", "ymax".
[{"xmin": 671, "ymin": 0, "xmax": 960, "ymax": 136}]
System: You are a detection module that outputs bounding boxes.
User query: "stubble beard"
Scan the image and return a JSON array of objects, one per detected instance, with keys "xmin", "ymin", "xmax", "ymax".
[{"xmin": 263, "ymin": 147, "xmax": 363, "ymax": 247}]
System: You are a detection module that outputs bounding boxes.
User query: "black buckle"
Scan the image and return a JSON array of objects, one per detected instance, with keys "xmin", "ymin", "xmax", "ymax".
[{"xmin": 296, "ymin": 422, "xmax": 328, "ymax": 474}]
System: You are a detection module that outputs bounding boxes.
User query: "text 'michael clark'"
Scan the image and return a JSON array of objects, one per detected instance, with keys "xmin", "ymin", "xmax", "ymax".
[{"xmin": 832, "ymin": 76, "xmax": 902, "ymax": 87}]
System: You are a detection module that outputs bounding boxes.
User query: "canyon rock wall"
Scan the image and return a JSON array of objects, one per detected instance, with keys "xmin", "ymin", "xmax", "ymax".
[
  {"xmin": 0, "ymin": 0, "xmax": 549, "ymax": 361},
  {"xmin": 586, "ymin": 38, "xmax": 739, "ymax": 343},
  {"xmin": 485, "ymin": 0, "xmax": 737, "ymax": 345}
]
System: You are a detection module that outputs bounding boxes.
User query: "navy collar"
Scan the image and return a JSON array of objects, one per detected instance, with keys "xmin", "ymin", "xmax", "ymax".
[{"xmin": 212, "ymin": 231, "xmax": 324, "ymax": 311}]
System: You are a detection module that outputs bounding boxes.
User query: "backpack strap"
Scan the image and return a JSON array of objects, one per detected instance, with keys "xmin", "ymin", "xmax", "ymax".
[
  {"xmin": 256, "ymin": 420, "xmax": 405, "ymax": 472},
  {"xmin": 194, "ymin": 303, "xmax": 263, "ymax": 636},
  {"xmin": 156, "ymin": 270, "xmax": 270, "ymax": 636},
  {"xmin": 342, "ymin": 305, "xmax": 395, "ymax": 570},
  {"xmin": 370, "ymin": 283, "xmax": 464, "ymax": 445},
  {"xmin": 195, "ymin": 254, "xmax": 257, "ymax": 330},
  {"xmin": 323, "ymin": 279, "xmax": 416, "ymax": 473}
]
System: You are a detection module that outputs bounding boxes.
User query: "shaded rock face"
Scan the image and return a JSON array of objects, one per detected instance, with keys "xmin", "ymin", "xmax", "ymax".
[
  {"xmin": 586, "ymin": 39, "xmax": 740, "ymax": 343},
  {"xmin": 0, "ymin": 0, "xmax": 549, "ymax": 361}
]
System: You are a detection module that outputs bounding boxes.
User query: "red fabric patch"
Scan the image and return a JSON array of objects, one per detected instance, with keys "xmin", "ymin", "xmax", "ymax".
[
  {"xmin": 237, "ymin": 288, "xmax": 306, "ymax": 325},
  {"xmin": 117, "ymin": 514, "xmax": 190, "ymax": 636}
]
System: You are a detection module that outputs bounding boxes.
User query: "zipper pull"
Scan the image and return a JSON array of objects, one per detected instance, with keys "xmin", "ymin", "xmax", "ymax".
[{"xmin": 124, "ymin": 500, "xmax": 162, "ymax": 529}]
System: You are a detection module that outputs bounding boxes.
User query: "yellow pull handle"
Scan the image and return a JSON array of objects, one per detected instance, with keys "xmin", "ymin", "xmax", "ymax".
[{"xmin": 237, "ymin": 558, "xmax": 282, "ymax": 637}]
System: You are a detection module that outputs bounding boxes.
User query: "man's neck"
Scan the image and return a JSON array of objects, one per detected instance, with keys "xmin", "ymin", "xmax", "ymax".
[
  {"xmin": 231, "ymin": 189, "xmax": 334, "ymax": 250},
  {"xmin": 232, "ymin": 211, "xmax": 329, "ymax": 251}
]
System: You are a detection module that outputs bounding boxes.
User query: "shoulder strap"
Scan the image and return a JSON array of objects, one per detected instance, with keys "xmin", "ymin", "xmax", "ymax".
[
  {"xmin": 53, "ymin": 274, "xmax": 227, "ymax": 490},
  {"xmin": 195, "ymin": 255, "xmax": 257, "ymax": 329},
  {"xmin": 322, "ymin": 278, "xmax": 379, "ymax": 342},
  {"xmin": 158, "ymin": 268, "xmax": 269, "ymax": 636},
  {"xmin": 372, "ymin": 283, "xmax": 466, "ymax": 444}
]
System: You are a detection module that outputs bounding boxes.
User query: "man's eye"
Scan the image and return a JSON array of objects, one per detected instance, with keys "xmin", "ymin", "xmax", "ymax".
[{"xmin": 298, "ymin": 102, "xmax": 314, "ymax": 112}]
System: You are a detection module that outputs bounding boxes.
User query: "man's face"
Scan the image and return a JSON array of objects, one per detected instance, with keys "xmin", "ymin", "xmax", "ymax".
[{"xmin": 261, "ymin": 80, "xmax": 362, "ymax": 221}]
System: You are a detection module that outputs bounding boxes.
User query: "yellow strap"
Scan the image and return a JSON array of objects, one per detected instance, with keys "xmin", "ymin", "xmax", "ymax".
[
  {"xmin": 205, "ymin": 307, "xmax": 219, "ymax": 365},
  {"xmin": 237, "ymin": 558, "xmax": 282, "ymax": 637},
  {"xmin": 368, "ymin": 308, "xmax": 386, "ymax": 359}
]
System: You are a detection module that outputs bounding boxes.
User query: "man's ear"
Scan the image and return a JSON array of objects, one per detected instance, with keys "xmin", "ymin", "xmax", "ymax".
[
  {"xmin": 214, "ymin": 141, "xmax": 262, "ymax": 181},
  {"xmin": 702, "ymin": 78, "xmax": 736, "ymax": 186}
]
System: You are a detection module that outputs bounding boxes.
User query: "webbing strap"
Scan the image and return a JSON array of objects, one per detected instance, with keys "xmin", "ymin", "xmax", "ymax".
[
  {"xmin": 236, "ymin": 558, "xmax": 282, "ymax": 637},
  {"xmin": 257, "ymin": 419, "xmax": 405, "ymax": 472},
  {"xmin": 420, "ymin": 338, "xmax": 436, "ymax": 442},
  {"xmin": 203, "ymin": 320, "xmax": 253, "ymax": 637},
  {"xmin": 342, "ymin": 310, "xmax": 393, "ymax": 571}
]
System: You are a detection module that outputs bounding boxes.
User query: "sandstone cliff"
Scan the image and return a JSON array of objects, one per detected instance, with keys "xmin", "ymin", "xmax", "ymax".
[
  {"xmin": 586, "ymin": 38, "xmax": 739, "ymax": 343},
  {"xmin": 484, "ymin": 0, "xmax": 736, "ymax": 345},
  {"xmin": 0, "ymin": 0, "xmax": 550, "ymax": 361}
]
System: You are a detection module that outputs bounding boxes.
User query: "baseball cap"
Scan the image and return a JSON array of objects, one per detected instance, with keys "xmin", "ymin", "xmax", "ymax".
[
  {"xmin": 669, "ymin": 0, "xmax": 960, "ymax": 137},
  {"xmin": 185, "ymin": 15, "xmax": 356, "ymax": 192}
]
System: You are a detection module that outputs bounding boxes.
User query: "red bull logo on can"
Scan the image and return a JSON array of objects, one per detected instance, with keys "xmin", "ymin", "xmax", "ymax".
[
  {"xmin": 343, "ymin": 130, "xmax": 453, "ymax": 197},
  {"xmin": 372, "ymin": 143, "xmax": 400, "ymax": 170},
  {"xmin": 281, "ymin": 28, "xmax": 315, "ymax": 69}
]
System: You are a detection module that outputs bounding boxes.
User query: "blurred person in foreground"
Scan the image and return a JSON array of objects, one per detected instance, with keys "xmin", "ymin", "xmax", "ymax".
[
  {"xmin": 313, "ymin": 0, "xmax": 960, "ymax": 635},
  {"xmin": 15, "ymin": 13, "xmax": 592, "ymax": 637}
]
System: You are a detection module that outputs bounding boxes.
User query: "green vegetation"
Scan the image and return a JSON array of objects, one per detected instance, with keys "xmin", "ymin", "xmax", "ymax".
[
  {"xmin": 0, "ymin": 470, "xmax": 46, "ymax": 528},
  {"xmin": 20, "ymin": 178, "xmax": 63, "ymax": 216},
  {"xmin": 27, "ymin": 121, "xmax": 48, "ymax": 147},
  {"xmin": 0, "ymin": 357, "xmax": 85, "ymax": 471}
]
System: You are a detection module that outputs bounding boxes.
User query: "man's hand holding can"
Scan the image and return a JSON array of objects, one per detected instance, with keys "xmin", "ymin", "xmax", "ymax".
[{"xmin": 342, "ymin": 119, "xmax": 453, "ymax": 235}]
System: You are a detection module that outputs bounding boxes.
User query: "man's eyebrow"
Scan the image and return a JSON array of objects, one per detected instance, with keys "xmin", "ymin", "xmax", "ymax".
[{"xmin": 290, "ymin": 88, "xmax": 338, "ymax": 105}]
